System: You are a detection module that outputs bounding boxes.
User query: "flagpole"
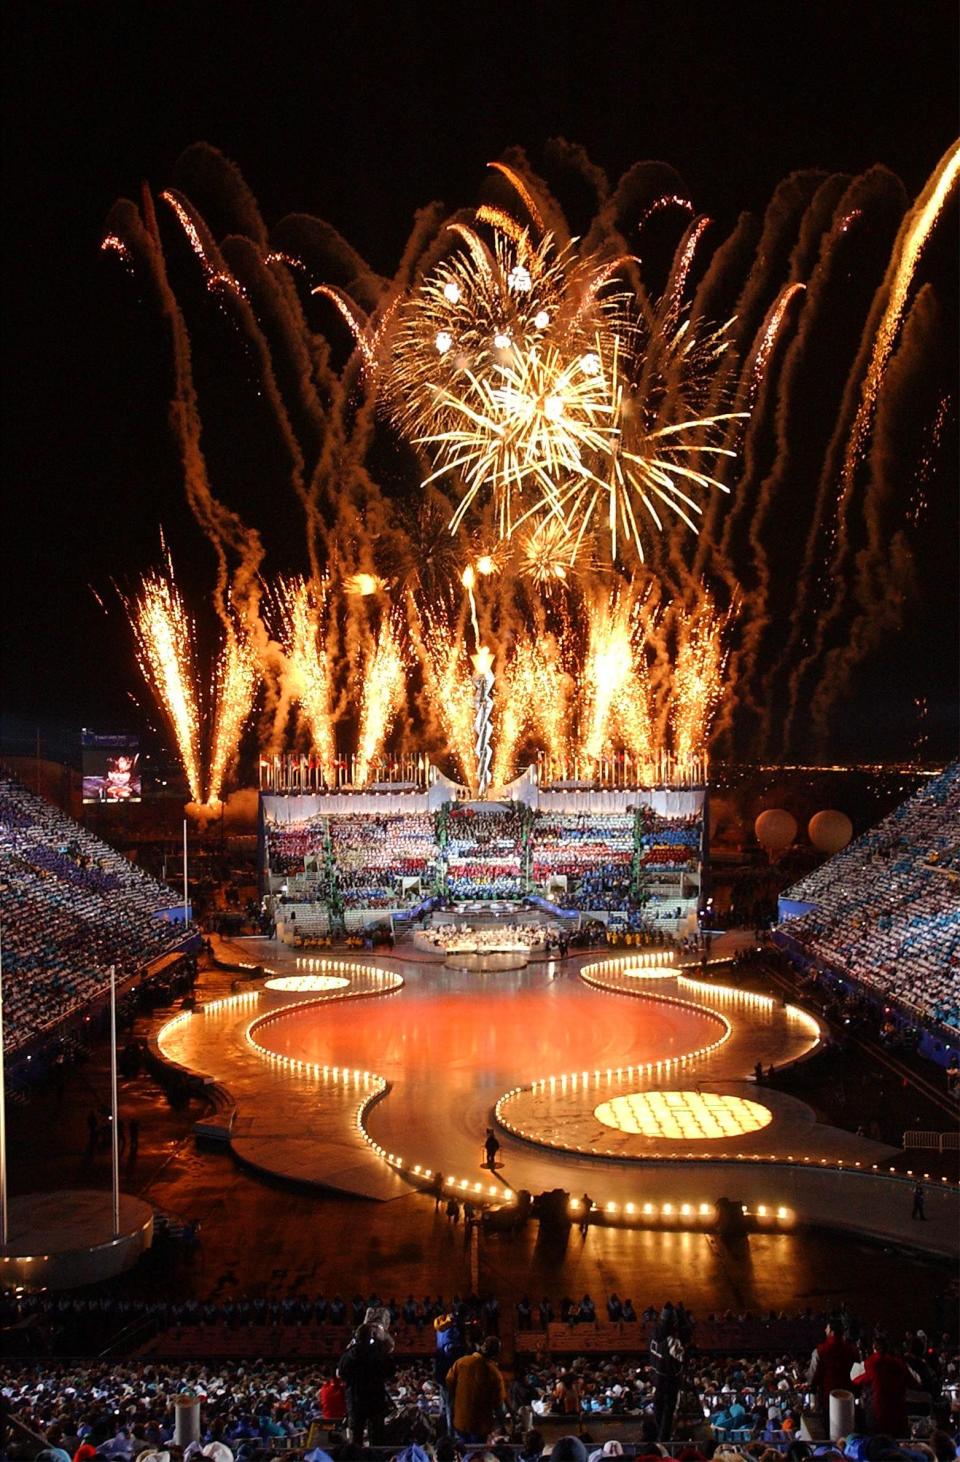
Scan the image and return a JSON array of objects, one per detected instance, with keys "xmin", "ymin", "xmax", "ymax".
[
  {"xmin": 182, "ymin": 818, "xmax": 189, "ymax": 924},
  {"xmin": 0, "ymin": 928, "xmax": 7, "ymax": 1248},
  {"xmin": 110, "ymin": 963, "xmax": 120, "ymax": 1238}
]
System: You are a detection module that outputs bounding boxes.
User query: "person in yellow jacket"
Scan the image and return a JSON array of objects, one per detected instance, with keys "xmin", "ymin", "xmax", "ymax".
[{"xmin": 445, "ymin": 1336, "xmax": 507, "ymax": 1442}]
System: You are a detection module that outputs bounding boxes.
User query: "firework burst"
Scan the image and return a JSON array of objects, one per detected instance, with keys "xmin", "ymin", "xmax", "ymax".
[
  {"xmin": 580, "ymin": 587, "xmax": 654, "ymax": 771},
  {"xmin": 407, "ymin": 600, "xmax": 477, "ymax": 786},
  {"xmin": 491, "ymin": 630, "xmax": 571, "ymax": 786},
  {"xmin": 383, "ymin": 210, "xmax": 743, "ymax": 563}
]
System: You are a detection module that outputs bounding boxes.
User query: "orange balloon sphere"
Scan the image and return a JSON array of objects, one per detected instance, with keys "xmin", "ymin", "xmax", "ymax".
[
  {"xmin": 808, "ymin": 809, "xmax": 853, "ymax": 854},
  {"xmin": 754, "ymin": 808, "xmax": 797, "ymax": 852}
]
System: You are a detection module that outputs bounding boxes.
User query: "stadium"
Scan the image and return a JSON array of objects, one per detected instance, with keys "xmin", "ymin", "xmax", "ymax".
[{"xmin": 2, "ymin": 9, "xmax": 959, "ymax": 1462}]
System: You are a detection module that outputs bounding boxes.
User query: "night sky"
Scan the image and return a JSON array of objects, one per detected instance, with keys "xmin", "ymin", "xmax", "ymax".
[{"xmin": 3, "ymin": 1, "xmax": 957, "ymax": 760}]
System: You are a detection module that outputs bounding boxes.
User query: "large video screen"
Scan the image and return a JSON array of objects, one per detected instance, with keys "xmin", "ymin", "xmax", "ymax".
[{"xmin": 82, "ymin": 732, "xmax": 142, "ymax": 804}]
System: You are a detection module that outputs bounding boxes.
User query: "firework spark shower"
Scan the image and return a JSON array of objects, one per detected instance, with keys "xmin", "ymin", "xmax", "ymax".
[{"xmin": 103, "ymin": 138, "xmax": 957, "ymax": 799}]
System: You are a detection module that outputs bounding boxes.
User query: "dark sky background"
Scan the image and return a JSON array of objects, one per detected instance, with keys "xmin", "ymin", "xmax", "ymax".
[{"xmin": 2, "ymin": 0, "xmax": 958, "ymax": 761}]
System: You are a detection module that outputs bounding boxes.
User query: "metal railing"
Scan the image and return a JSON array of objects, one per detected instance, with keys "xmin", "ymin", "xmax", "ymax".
[{"xmin": 902, "ymin": 1129, "xmax": 960, "ymax": 1151}]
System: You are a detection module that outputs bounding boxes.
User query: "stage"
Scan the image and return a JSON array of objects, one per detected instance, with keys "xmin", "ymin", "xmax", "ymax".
[
  {"xmin": 152, "ymin": 938, "xmax": 960, "ymax": 1256},
  {"xmin": 0, "ymin": 1191, "xmax": 154, "ymax": 1289}
]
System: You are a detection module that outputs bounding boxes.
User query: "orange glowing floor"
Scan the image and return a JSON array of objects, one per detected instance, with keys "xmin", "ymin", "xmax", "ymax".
[
  {"xmin": 261, "ymin": 973, "xmax": 719, "ymax": 1089},
  {"xmin": 151, "ymin": 945, "xmax": 960, "ymax": 1257}
]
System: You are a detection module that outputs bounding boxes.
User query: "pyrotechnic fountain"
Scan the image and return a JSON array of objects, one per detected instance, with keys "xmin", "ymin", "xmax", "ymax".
[{"xmin": 105, "ymin": 139, "xmax": 958, "ymax": 799}]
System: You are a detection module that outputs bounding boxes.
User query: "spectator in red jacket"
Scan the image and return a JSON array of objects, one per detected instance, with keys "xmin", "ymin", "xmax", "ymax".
[
  {"xmin": 320, "ymin": 1374, "xmax": 347, "ymax": 1424},
  {"xmin": 808, "ymin": 1316, "xmax": 860, "ymax": 1419},
  {"xmin": 853, "ymin": 1334, "xmax": 919, "ymax": 1435}
]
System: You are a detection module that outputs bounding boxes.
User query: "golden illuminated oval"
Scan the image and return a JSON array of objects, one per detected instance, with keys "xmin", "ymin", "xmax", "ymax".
[
  {"xmin": 264, "ymin": 974, "xmax": 350, "ymax": 993},
  {"xmin": 594, "ymin": 1089, "xmax": 772, "ymax": 1141},
  {"xmin": 622, "ymin": 964, "xmax": 675, "ymax": 979}
]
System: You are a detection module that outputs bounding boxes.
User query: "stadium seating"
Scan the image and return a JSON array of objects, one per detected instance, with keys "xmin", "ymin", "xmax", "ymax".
[
  {"xmin": 0, "ymin": 774, "xmax": 188, "ymax": 1054},
  {"xmin": 2, "ymin": 1290, "xmax": 955, "ymax": 1454},
  {"xmin": 779, "ymin": 763, "xmax": 960, "ymax": 1029},
  {"xmin": 531, "ymin": 810, "xmax": 701, "ymax": 912}
]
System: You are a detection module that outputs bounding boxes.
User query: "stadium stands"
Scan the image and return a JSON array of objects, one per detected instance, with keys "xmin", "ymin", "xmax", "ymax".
[
  {"xmin": 2, "ymin": 1291, "xmax": 956, "ymax": 1453},
  {"xmin": 0, "ymin": 773, "xmax": 187, "ymax": 1054},
  {"xmin": 778, "ymin": 763, "xmax": 960, "ymax": 1031}
]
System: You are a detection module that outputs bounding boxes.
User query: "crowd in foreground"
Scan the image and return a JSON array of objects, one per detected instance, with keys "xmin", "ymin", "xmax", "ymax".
[{"xmin": 3, "ymin": 1296, "xmax": 958, "ymax": 1462}]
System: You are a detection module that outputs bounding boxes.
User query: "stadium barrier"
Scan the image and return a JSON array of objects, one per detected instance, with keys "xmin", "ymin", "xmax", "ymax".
[{"xmin": 902, "ymin": 1129, "xmax": 960, "ymax": 1151}]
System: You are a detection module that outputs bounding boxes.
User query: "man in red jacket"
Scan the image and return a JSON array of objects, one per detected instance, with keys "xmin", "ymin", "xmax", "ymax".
[
  {"xmin": 853, "ymin": 1334, "xmax": 919, "ymax": 1436},
  {"xmin": 808, "ymin": 1316, "xmax": 860, "ymax": 1423}
]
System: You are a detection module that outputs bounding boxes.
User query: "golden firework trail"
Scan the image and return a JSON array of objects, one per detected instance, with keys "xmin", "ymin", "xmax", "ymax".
[
  {"xmin": 407, "ymin": 601, "xmax": 477, "ymax": 786},
  {"xmin": 671, "ymin": 601, "xmax": 727, "ymax": 765},
  {"xmin": 128, "ymin": 566, "xmax": 203, "ymax": 804},
  {"xmin": 355, "ymin": 616, "xmax": 406, "ymax": 786},
  {"xmin": 206, "ymin": 629, "xmax": 259, "ymax": 806},
  {"xmin": 491, "ymin": 630, "xmax": 570, "ymax": 787},
  {"xmin": 747, "ymin": 283, "xmax": 806, "ymax": 404},
  {"xmin": 276, "ymin": 576, "xmax": 337, "ymax": 786},
  {"xmin": 579, "ymin": 588, "xmax": 653, "ymax": 769},
  {"xmin": 842, "ymin": 140, "xmax": 960, "ymax": 487},
  {"xmin": 160, "ymin": 189, "xmax": 246, "ymax": 298}
]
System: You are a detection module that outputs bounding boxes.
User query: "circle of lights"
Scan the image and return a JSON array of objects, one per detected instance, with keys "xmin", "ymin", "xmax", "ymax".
[
  {"xmin": 622, "ymin": 963, "xmax": 676, "ymax": 980},
  {"xmin": 264, "ymin": 974, "xmax": 351, "ymax": 993},
  {"xmin": 594, "ymin": 1089, "xmax": 773, "ymax": 1141}
]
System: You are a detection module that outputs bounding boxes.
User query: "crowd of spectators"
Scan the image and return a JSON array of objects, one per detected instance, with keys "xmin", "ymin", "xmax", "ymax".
[
  {"xmin": 2, "ymin": 1295, "xmax": 957, "ymax": 1460},
  {"xmin": 531, "ymin": 815, "xmax": 634, "ymax": 884},
  {"xmin": 778, "ymin": 765, "xmax": 960, "ymax": 1031},
  {"xmin": 0, "ymin": 775, "xmax": 188, "ymax": 1054}
]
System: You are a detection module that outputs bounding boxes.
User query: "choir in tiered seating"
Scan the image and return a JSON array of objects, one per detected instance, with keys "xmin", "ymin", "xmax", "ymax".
[
  {"xmin": 445, "ymin": 806, "xmax": 525, "ymax": 899},
  {"xmin": 266, "ymin": 803, "xmax": 703, "ymax": 917},
  {"xmin": 331, "ymin": 813, "xmax": 437, "ymax": 907},
  {"xmin": 0, "ymin": 774, "xmax": 187, "ymax": 1054}
]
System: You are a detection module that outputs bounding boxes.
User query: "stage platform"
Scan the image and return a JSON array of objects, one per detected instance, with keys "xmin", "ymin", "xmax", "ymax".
[
  {"xmin": 151, "ymin": 937, "xmax": 959, "ymax": 1257},
  {"xmin": 0, "ymin": 1191, "xmax": 154, "ymax": 1289}
]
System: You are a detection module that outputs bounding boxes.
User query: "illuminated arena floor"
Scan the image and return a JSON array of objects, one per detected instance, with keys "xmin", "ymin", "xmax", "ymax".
[{"xmin": 151, "ymin": 937, "xmax": 959, "ymax": 1256}]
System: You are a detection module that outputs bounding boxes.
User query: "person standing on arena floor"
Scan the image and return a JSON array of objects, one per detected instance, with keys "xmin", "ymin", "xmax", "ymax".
[
  {"xmin": 911, "ymin": 1180, "xmax": 926, "ymax": 1219},
  {"xmin": 578, "ymin": 1192, "xmax": 593, "ymax": 1237},
  {"xmin": 445, "ymin": 1335, "xmax": 507, "ymax": 1442},
  {"xmin": 484, "ymin": 1128, "xmax": 501, "ymax": 1169}
]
